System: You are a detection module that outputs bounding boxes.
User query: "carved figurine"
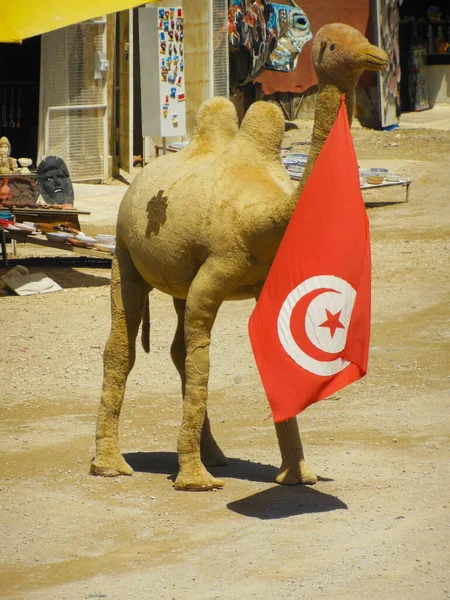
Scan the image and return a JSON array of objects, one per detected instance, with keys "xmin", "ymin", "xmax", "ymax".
[{"xmin": 0, "ymin": 137, "xmax": 18, "ymax": 174}]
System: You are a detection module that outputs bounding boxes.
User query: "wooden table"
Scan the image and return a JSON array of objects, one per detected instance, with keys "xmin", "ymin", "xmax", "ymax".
[
  {"xmin": 0, "ymin": 228, "xmax": 113, "ymax": 267},
  {"xmin": 0, "ymin": 207, "xmax": 112, "ymax": 267},
  {"xmin": 154, "ymin": 144, "xmax": 179, "ymax": 158},
  {"xmin": 288, "ymin": 172, "xmax": 412, "ymax": 205},
  {"xmin": 12, "ymin": 207, "xmax": 90, "ymax": 231},
  {"xmin": 360, "ymin": 179, "xmax": 412, "ymax": 205}
]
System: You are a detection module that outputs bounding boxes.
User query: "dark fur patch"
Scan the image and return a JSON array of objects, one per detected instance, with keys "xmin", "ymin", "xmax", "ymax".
[{"xmin": 146, "ymin": 189, "xmax": 168, "ymax": 236}]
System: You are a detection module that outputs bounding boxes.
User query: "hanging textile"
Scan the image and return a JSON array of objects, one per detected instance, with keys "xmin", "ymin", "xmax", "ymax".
[
  {"xmin": 264, "ymin": 1, "xmax": 312, "ymax": 72},
  {"xmin": 228, "ymin": 0, "xmax": 278, "ymax": 86}
]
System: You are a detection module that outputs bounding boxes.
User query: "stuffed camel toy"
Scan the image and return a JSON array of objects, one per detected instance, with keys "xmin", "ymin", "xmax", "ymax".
[{"xmin": 91, "ymin": 24, "xmax": 388, "ymax": 490}]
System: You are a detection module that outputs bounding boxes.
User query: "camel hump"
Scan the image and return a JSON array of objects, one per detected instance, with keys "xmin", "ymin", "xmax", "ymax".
[
  {"xmin": 234, "ymin": 101, "xmax": 285, "ymax": 157},
  {"xmin": 187, "ymin": 97, "xmax": 239, "ymax": 156}
]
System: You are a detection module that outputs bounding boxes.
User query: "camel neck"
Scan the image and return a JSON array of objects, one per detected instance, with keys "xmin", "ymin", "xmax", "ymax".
[{"xmin": 275, "ymin": 81, "xmax": 357, "ymax": 229}]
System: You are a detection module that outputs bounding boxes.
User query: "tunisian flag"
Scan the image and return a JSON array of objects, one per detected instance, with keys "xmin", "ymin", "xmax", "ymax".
[{"xmin": 248, "ymin": 96, "xmax": 371, "ymax": 422}]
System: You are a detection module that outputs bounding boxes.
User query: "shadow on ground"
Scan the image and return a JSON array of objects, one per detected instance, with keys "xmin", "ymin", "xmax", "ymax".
[
  {"xmin": 227, "ymin": 485, "xmax": 347, "ymax": 519},
  {"xmin": 1, "ymin": 258, "xmax": 111, "ymax": 288},
  {"xmin": 1, "ymin": 256, "xmax": 112, "ymax": 269},
  {"xmin": 43, "ymin": 268, "xmax": 111, "ymax": 289},
  {"xmin": 126, "ymin": 450, "xmax": 280, "ymax": 483},
  {"xmin": 125, "ymin": 451, "xmax": 345, "ymax": 519}
]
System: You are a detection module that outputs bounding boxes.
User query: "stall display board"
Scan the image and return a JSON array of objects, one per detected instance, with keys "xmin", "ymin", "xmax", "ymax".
[
  {"xmin": 139, "ymin": 5, "xmax": 186, "ymax": 138},
  {"xmin": 372, "ymin": 0, "xmax": 401, "ymax": 128}
]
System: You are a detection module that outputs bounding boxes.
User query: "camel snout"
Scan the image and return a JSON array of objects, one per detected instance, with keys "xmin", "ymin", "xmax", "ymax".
[{"xmin": 356, "ymin": 43, "xmax": 389, "ymax": 71}]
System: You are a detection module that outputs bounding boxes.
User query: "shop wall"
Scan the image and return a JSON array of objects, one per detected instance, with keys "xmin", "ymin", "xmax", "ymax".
[
  {"xmin": 183, "ymin": 0, "xmax": 211, "ymax": 135},
  {"xmin": 107, "ymin": 13, "xmax": 117, "ymax": 177},
  {"xmin": 427, "ymin": 65, "xmax": 450, "ymax": 105}
]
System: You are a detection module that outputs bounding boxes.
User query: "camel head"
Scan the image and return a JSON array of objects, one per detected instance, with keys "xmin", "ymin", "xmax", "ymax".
[{"xmin": 313, "ymin": 23, "xmax": 388, "ymax": 87}]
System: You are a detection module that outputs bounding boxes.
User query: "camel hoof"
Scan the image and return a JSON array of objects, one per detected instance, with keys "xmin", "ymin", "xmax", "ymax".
[
  {"xmin": 275, "ymin": 460, "xmax": 317, "ymax": 486},
  {"xmin": 174, "ymin": 471, "xmax": 224, "ymax": 491},
  {"xmin": 90, "ymin": 456, "xmax": 133, "ymax": 477}
]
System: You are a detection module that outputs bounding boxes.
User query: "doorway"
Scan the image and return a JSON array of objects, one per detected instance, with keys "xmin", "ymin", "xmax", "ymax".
[
  {"xmin": 0, "ymin": 36, "xmax": 41, "ymax": 166},
  {"xmin": 399, "ymin": 0, "xmax": 450, "ymax": 112}
]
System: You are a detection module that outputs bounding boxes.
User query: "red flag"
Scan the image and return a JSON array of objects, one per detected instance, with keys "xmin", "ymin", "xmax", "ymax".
[{"xmin": 248, "ymin": 96, "xmax": 371, "ymax": 422}]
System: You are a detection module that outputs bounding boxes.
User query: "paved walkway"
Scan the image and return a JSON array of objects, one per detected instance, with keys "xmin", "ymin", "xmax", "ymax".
[
  {"xmin": 74, "ymin": 183, "xmax": 128, "ymax": 231},
  {"xmin": 399, "ymin": 104, "xmax": 450, "ymax": 131}
]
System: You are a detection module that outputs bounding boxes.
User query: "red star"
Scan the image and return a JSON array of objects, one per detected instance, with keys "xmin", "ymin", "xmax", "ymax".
[{"xmin": 319, "ymin": 309, "xmax": 345, "ymax": 338}]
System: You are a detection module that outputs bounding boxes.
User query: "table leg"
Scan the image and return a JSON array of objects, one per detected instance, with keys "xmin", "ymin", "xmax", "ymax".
[{"xmin": 0, "ymin": 229, "xmax": 8, "ymax": 267}]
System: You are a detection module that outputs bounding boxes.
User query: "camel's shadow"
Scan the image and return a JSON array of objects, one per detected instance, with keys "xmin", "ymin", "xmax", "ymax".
[
  {"xmin": 125, "ymin": 450, "xmax": 280, "ymax": 483},
  {"xmin": 124, "ymin": 451, "xmax": 346, "ymax": 519},
  {"xmin": 226, "ymin": 484, "xmax": 347, "ymax": 519}
]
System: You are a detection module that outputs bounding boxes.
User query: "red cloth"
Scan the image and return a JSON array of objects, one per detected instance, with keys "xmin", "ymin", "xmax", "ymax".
[{"xmin": 248, "ymin": 97, "xmax": 371, "ymax": 422}]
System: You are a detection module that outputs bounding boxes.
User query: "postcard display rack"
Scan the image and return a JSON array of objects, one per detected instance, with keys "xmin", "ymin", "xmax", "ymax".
[{"xmin": 139, "ymin": 5, "xmax": 186, "ymax": 146}]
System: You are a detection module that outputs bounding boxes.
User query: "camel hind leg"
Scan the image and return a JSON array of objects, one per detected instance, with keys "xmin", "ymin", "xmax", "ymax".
[
  {"xmin": 91, "ymin": 244, "xmax": 151, "ymax": 477},
  {"xmin": 171, "ymin": 297, "xmax": 228, "ymax": 467}
]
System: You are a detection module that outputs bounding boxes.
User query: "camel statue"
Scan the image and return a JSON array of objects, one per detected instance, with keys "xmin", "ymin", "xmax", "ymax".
[{"xmin": 91, "ymin": 24, "xmax": 388, "ymax": 491}]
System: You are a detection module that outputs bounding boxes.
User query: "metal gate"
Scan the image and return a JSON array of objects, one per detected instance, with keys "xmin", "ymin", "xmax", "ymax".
[{"xmin": 38, "ymin": 18, "xmax": 108, "ymax": 181}]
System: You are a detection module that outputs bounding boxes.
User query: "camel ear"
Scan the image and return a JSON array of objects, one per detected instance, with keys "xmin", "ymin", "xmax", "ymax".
[{"xmin": 319, "ymin": 39, "xmax": 327, "ymax": 63}]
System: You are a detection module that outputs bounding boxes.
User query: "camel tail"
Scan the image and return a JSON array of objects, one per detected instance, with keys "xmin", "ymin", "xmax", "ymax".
[{"xmin": 141, "ymin": 294, "xmax": 150, "ymax": 353}]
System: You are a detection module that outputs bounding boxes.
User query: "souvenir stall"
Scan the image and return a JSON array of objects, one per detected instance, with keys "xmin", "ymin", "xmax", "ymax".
[{"xmin": 0, "ymin": 151, "xmax": 115, "ymax": 266}]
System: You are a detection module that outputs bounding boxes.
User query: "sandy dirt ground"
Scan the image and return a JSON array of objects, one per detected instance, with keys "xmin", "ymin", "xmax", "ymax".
[{"xmin": 1, "ymin": 119, "xmax": 449, "ymax": 600}]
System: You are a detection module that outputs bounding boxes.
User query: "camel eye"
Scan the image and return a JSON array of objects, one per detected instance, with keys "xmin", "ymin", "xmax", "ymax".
[{"xmin": 330, "ymin": 43, "xmax": 336, "ymax": 51}]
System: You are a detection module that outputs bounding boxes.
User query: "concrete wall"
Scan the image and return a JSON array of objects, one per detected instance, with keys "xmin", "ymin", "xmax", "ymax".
[
  {"xmin": 426, "ymin": 65, "xmax": 450, "ymax": 106},
  {"xmin": 183, "ymin": 0, "xmax": 211, "ymax": 136}
]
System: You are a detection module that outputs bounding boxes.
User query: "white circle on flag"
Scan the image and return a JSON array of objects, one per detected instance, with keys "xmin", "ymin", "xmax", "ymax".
[{"xmin": 277, "ymin": 275, "xmax": 357, "ymax": 376}]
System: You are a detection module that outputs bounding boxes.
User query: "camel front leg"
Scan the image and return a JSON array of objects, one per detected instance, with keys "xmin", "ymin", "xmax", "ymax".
[
  {"xmin": 91, "ymin": 245, "xmax": 150, "ymax": 477},
  {"xmin": 253, "ymin": 285, "xmax": 316, "ymax": 486},
  {"xmin": 171, "ymin": 297, "xmax": 228, "ymax": 468},
  {"xmin": 174, "ymin": 258, "xmax": 245, "ymax": 491}
]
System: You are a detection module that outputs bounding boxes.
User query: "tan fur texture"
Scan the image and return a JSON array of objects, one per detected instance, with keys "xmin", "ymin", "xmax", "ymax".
[{"xmin": 91, "ymin": 26, "xmax": 388, "ymax": 491}]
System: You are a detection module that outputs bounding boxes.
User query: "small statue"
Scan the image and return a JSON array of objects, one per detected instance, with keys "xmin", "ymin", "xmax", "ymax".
[
  {"xmin": 0, "ymin": 152, "xmax": 10, "ymax": 175},
  {"xmin": 0, "ymin": 137, "xmax": 18, "ymax": 174},
  {"xmin": 36, "ymin": 156, "xmax": 74, "ymax": 205}
]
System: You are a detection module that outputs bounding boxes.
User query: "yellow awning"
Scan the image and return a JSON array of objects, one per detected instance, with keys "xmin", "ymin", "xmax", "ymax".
[{"xmin": 0, "ymin": 1, "xmax": 157, "ymax": 43}]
